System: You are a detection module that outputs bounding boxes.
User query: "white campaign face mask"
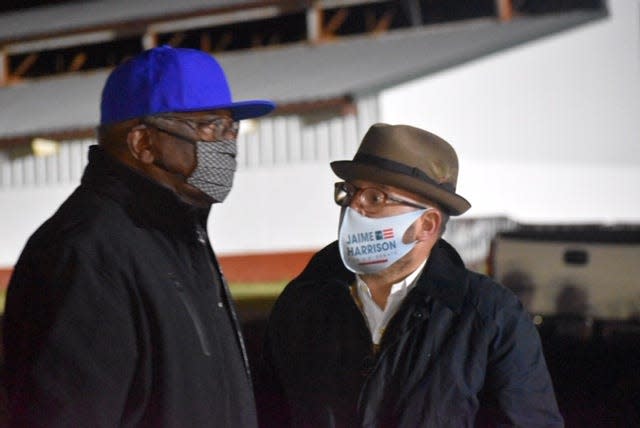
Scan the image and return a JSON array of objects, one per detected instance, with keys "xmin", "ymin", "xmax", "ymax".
[
  {"xmin": 338, "ymin": 207, "xmax": 427, "ymax": 274},
  {"xmin": 186, "ymin": 139, "xmax": 237, "ymax": 203}
]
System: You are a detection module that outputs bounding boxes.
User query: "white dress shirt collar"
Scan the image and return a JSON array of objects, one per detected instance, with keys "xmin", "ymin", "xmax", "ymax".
[{"xmin": 355, "ymin": 258, "xmax": 427, "ymax": 345}]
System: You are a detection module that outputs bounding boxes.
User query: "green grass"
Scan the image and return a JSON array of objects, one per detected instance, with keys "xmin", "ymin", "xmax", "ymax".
[{"xmin": 228, "ymin": 281, "xmax": 287, "ymax": 300}]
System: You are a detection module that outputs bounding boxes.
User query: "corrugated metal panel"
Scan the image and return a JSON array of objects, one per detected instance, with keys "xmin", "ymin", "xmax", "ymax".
[
  {"xmin": 238, "ymin": 112, "xmax": 362, "ymax": 167},
  {"xmin": 0, "ymin": 109, "xmax": 370, "ymax": 189},
  {"xmin": 0, "ymin": 139, "xmax": 93, "ymax": 188},
  {"xmin": 354, "ymin": 94, "xmax": 379, "ymax": 142}
]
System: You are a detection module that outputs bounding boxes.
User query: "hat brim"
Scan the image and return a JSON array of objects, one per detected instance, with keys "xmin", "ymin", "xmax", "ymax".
[
  {"xmin": 174, "ymin": 99, "xmax": 276, "ymax": 120},
  {"xmin": 331, "ymin": 160, "xmax": 471, "ymax": 216}
]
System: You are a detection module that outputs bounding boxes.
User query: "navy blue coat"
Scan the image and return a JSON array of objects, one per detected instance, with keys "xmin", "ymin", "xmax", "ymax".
[
  {"xmin": 3, "ymin": 146, "xmax": 256, "ymax": 427},
  {"xmin": 261, "ymin": 240, "xmax": 563, "ymax": 427}
]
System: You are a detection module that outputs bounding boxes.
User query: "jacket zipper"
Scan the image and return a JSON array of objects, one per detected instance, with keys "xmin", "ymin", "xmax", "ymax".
[
  {"xmin": 171, "ymin": 274, "xmax": 212, "ymax": 356},
  {"xmin": 195, "ymin": 224, "xmax": 253, "ymax": 381}
]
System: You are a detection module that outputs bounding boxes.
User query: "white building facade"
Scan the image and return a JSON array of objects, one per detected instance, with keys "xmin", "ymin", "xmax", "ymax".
[{"xmin": 0, "ymin": 0, "xmax": 638, "ymax": 270}]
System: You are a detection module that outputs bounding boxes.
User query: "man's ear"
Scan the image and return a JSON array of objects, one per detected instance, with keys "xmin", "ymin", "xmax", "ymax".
[
  {"xmin": 415, "ymin": 209, "xmax": 442, "ymax": 242},
  {"xmin": 127, "ymin": 125, "xmax": 155, "ymax": 164}
]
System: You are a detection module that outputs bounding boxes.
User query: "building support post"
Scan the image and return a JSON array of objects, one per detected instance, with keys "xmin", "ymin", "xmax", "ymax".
[
  {"xmin": 306, "ymin": 1, "xmax": 323, "ymax": 43},
  {"xmin": 496, "ymin": 0, "xmax": 514, "ymax": 22}
]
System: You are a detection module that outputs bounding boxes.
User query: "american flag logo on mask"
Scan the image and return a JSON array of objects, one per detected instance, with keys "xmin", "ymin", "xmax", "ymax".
[{"xmin": 375, "ymin": 228, "xmax": 394, "ymax": 240}]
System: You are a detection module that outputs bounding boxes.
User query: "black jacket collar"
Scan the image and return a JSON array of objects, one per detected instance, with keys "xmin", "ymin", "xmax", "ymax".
[
  {"xmin": 81, "ymin": 145, "xmax": 211, "ymax": 235},
  {"xmin": 412, "ymin": 239, "xmax": 469, "ymax": 314}
]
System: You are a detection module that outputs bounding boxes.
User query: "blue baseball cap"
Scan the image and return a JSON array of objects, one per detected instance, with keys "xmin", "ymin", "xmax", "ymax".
[{"xmin": 100, "ymin": 45, "xmax": 275, "ymax": 125}]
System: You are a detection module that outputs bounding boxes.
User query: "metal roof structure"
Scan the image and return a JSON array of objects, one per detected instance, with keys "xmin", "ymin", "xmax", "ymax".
[
  {"xmin": 0, "ymin": 0, "xmax": 263, "ymax": 42},
  {"xmin": 0, "ymin": 7, "xmax": 605, "ymax": 146}
]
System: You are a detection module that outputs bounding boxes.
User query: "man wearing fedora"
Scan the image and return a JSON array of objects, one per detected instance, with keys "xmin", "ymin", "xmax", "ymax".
[
  {"xmin": 3, "ymin": 45, "xmax": 274, "ymax": 427},
  {"xmin": 261, "ymin": 124, "xmax": 563, "ymax": 427}
]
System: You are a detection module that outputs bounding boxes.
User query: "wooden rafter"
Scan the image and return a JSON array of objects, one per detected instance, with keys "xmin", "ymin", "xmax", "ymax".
[
  {"xmin": 322, "ymin": 8, "xmax": 349, "ymax": 40},
  {"xmin": 0, "ymin": 51, "xmax": 7, "ymax": 86},
  {"xmin": 13, "ymin": 53, "xmax": 38, "ymax": 77},
  {"xmin": 371, "ymin": 9, "xmax": 394, "ymax": 34},
  {"xmin": 68, "ymin": 52, "xmax": 87, "ymax": 72}
]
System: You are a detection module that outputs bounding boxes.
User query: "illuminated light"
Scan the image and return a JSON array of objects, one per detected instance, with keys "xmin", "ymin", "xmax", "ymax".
[
  {"xmin": 238, "ymin": 119, "xmax": 257, "ymax": 136},
  {"xmin": 31, "ymin": 138, "xmax": 60, "ymax": 157}
]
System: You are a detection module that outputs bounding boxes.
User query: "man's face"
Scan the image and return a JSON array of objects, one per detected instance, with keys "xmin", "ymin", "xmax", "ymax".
[{"xmin": 144, "ymin": 109, "xmax": 236, "ymax": 206}]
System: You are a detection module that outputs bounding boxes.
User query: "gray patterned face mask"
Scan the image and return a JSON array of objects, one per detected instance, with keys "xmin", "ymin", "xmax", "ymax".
[{"xmin": 186, "ymin": 139, "xmax": 237, "ymax": 203}]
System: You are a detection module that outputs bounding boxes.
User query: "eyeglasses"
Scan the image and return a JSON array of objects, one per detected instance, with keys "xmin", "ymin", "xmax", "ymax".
[
  {"xmin": 143, "ymin": 115, "xmax": 239, "ymax": 142},
  {"xmin": 334, "ymin": 181, "xmax": 430, "ymax": 213},
  {"xmin": 166, "ymin": 115, "xmax": 239, "ymax": 141}
]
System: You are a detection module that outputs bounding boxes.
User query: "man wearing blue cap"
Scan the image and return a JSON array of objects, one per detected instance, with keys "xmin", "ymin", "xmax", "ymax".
[{"xmin": 3, "ymin": 45, "xmax": 275, "ymax": 427}]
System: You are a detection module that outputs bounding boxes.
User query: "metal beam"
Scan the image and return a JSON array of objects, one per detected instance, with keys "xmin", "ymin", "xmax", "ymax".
[
  {"xmin": 3, "ymin": 30, "xmax": 121, "ymax": 55},
  {"xmin": 147, "ymin": 6, "xmax": 282, "ymax": 34},
  {"xmin": 306, "ymin": 1, "xmax": 323, "ymax": 43}
]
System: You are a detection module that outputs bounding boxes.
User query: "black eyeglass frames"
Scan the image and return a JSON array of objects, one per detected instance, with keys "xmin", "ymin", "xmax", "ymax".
[
  {"xmin": 142, "ymin": 115, "xmax": 239, "ymax": 142},
  {"xmin": 334, "ymin": 181, "xmax": 430, "ymax": 213}
]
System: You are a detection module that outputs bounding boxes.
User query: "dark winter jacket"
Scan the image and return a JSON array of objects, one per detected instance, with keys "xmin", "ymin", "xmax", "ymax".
[
  {"xmin": 3, "ymin": 145, "xmax": 257, "ymax": 427},
  {"xmin": 261, "ymin": 240, "xmax": 563, "ymax": 427}
]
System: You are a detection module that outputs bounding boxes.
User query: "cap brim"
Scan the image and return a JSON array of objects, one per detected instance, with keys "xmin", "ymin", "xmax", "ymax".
[
  {"xmin": 226, "ymin": 100, "xmax": 276, "ymax": 120},
  {"xmin": 331, "ymin": 160, "xmax": 471, "ymax": 216},
  {"xmin": 174, "ymin": 99, "xmax": 276, "ymax": 120}
]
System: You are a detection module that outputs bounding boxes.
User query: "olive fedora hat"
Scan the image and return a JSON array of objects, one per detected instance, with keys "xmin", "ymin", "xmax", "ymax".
[{"xmin": 330, "ymin": 123, "xmax": 471, "ymax": 215}]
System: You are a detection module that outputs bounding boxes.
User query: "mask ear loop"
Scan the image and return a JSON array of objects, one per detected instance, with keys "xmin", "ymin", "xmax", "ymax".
[
  {"xmin": 338, "ymin": 206, "xmax": 348, "ymax": 234},
  {"xmin": 141, "ymin": 116, "xmax": 197, "ymax": 144},
  {"xmin": 136, "ymin": 120, "xmax": 191, "ymax": 178},
  {"xmin": 402, "ymin": 211, "xmax": 423, "ymax": 245}
]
